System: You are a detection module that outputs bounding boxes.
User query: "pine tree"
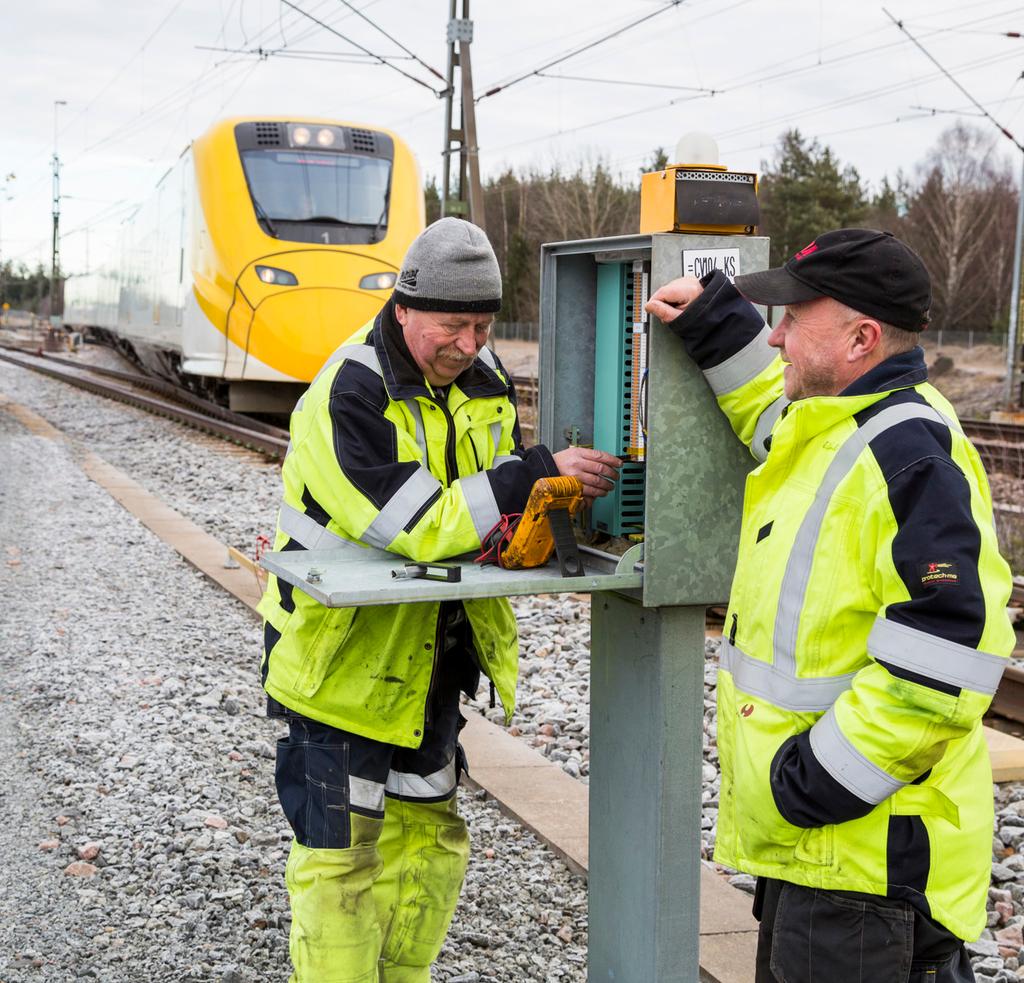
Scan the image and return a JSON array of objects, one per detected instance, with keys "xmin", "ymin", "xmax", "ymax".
[{"xmin": 759, "ymin": 130, "xmax": 868, "ymax": 265}]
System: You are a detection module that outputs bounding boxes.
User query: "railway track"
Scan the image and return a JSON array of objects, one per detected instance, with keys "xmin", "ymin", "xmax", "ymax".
[
  {"xmin": 961, "ymin": 418, "xmax": 1024, "ymax": 479},
  {"xmin": 0, "ymin": 345, "xmax": 288, "ymax": 459}
]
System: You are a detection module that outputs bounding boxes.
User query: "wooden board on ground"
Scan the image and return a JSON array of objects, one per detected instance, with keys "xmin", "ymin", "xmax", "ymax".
[{"xmin": 986, "ymin": 725, "xmax": 1024, "ymax": 782}]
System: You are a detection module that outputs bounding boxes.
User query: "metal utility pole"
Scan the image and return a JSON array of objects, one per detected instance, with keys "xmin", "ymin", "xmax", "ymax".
[
  {"xmin": 50, "ymin": 99, "xmax": 67, "ymax": 324},
  {"xmin": 441, "ymin": 0, "xmax": 485, "ymax": 230},
  {"xmin": 1004, "ymin": 152, "xmax": 1024, "ymax": 407}
]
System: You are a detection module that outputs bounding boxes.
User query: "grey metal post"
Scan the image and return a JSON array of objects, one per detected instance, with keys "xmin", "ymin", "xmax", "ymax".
[
  {"xmin": 440, "ymin": 0, "xmax": 457, "ymax": 216},
  {"xmin": 458, "ymin": 26, "xmax": 486, "ymax": 231},
  {"xmin": 49, "ymin": 99, "xmax": 66, "ymax": 324},
  {"xmin": 589, "ymin": 597, "xmax": 706, "ymax": 982},
  {"xmin": 1003, "ymin": 151, "xmax": 1024, "ymax": 407}
]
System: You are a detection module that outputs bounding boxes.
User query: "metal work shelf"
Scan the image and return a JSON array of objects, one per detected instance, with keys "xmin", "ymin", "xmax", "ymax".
[{"xmin": 261, "ymin": 543, "xmax": 643, "ymax": 607}]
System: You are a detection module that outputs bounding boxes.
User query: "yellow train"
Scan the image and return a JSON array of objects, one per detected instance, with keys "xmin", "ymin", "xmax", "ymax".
[{"xmin": 63, "ymin": 116, "xmax": 424, "ymax": 411}]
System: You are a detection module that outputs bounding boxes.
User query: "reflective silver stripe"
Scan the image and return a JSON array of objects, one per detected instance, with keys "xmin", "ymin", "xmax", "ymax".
[
  {"xmin": 493, "ymin": 454, "xmax": 519, "ymax": 467},
  {"xmin": 701, "ymin": 325, "xmax": 775, "ymax": 396},
  {"xmin": 868, "ymin": 616, "xmax": 1007, "ymax": 695},
  {"xmin": 774, "ymin": 403, "xmax": 957, "ymax": 676},
  {"xmin": 333, "ymin": 343, "xmax": 382, "ymax": 378},
  {"xmin": 385, "ymin": 757, "xmax": 457, "ymax": 800},
  {"xmin": 349, "ymin": 775, "xmax": 385, "ymax": 813},
  {"xmin": 809, "ymin": 705, "xmax": 905, "ymax": 804},
  {"xmin": 477, "ymin": 345, "xmax": 497, "ymax": 370},
  {"xmin": 291, "ymin": 344, "xmax": 383, "ymax": 426},
  {"xmin": 489, "ymin": 421, "xmax": 502, "ymax": 453},
  {"xmin": 459, "ymin": 470, "xmax": 501, "ymax": 541},
  {"xmin": 751, "ymin": 394, "xmax": 789, "ymax": 463},
  {"xmin": 719, "ymin": 639, "xmax": 856, "ymax": 712},
  {"xmin": 405, "ymin": 399, "xmax": 427, "ymax": 462},
  {"xmin": 361, "ymin": 467, "xmax": 442, "ymax": 549},
  {"xmin": 278, "ymin": 502, "xmax": 363, "ymax": 552}
]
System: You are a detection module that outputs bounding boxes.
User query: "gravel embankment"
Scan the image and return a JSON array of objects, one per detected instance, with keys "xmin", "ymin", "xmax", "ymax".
[
  {"xmin": 4, "ymin": 357, "xmax": 1024, "ymax": 980},
  {"xmin": 0, "ymin": 364, "xmax": 588, "ymax": 981}
]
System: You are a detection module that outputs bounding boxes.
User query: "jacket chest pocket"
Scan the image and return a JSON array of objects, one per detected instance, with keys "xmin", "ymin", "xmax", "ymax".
[{"xmin": 456, "ymin": 405, "xmax": 509, "ymax": 472}]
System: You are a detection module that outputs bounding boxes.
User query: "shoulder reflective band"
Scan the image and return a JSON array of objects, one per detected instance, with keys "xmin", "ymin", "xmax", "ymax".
[
  {"xmin": 336, "ymin": 343, "xmax": 383, "ymax": 377},
  {"xmin": 293, "ymin": 343, "xmax": 384, "ymax": 415},
  {"xmin": 701, "ymin": 324, "xmax": 775, "ymax": 396},
  {"xmin": 751, "ymin": 394, "xmax": 789, "ymax": 463},
  {"xmin": 385, "ymin": 756, "xmax": 458, "ymax": 800},
  {"xmin": 868, "ymin": 617, "xmax": 1007, "ymax": 695},
  {"xmin": 719, "ymin": 638, "xmax": 856, "ymax": 712},
  {"xmin": 489, "ymin": 421, "xmax": 502, "ymax": 453},
  {"xmin": 459, "ymin": 470, "xmax": 502, "ymax": 541},
  {"xmin": 774, "ymin": 403, "xmax": 960, "ymax": 676},
  {"xmin": 360, "ymin": 467, "xmax": 443, "ymax": 549},
  {"xmin": 808, "ymin": 705, "xmax": 905, "ymax": 805}
]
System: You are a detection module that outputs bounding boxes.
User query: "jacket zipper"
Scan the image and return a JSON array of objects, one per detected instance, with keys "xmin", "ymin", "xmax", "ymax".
[
  {"xmin": 423, "ymin": 609, "xmax": 445, "ymax": 731},
  {"xmin": 729, "ymin": 613, "xmax": 738, "ymax": 646},
  {"xmin": 428, "ymin": 394, "xmax": 458, "ymax": 486},
  {"xmin": 421, "ymin": 393, "xmax": 458, "ymax": 729}
]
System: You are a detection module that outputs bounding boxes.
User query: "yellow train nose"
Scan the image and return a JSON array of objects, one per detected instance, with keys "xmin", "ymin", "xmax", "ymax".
[{"xmin": 232, "ymin": 250, "xmax": 398, "ymax": 381}]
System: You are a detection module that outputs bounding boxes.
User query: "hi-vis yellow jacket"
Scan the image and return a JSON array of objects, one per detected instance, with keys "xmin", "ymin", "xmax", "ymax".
[
  {"xmin": 258, "ymin": 300, "xmax": 558, "ymax": 747},
  {"xmin": 671, "ymin": 271, "xmax": 1014, "ymax": 940}
]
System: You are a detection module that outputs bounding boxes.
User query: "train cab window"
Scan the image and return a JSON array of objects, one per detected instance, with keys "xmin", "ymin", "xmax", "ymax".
[{"xmin": 240, "ymin": 150, "xmax": 392, "ymax": 246}]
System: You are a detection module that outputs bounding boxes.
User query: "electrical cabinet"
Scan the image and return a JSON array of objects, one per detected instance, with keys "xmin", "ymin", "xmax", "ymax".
[{"xmin": 539, "ymin": 232, "xmax": 770, "ymax": 607}]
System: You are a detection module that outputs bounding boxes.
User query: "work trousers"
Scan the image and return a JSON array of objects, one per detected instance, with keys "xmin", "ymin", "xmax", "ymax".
[
  {"xmin": 272, "ymin": 606, "xmax": 478, "ymax": 983},
  {"xmin": 753, "ymin": 877, "xmax": 975, "ymax": 983}
]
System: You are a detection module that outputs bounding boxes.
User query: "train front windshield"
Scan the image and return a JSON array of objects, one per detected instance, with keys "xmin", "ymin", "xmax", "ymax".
[{"xmin": 241, "ymin": 150, "xmax": 392, "ymax": 246}]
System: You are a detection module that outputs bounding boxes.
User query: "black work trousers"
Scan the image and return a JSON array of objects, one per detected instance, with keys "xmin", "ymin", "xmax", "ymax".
[{"xmin": 753, "ymin": 878, "xmax": 976, "ymax": 983}]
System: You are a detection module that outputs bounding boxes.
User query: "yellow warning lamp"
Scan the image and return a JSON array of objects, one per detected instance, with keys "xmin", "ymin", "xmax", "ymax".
[{"xmin": 640, "ymin": 132, "xmax": 759, "ymax": 236}]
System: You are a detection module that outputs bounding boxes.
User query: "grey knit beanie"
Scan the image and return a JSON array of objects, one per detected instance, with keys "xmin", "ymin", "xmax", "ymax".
[{"xmin": 392, "ymin": 217, "xmax": 502, "ymax": 313}]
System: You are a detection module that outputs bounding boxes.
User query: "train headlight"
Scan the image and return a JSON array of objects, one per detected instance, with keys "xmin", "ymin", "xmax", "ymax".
[
  {"xmin": 255, "ymin": 265, "xmax": 299, "ymax": 286},
  {"xmin": 291, "ymin": 126, "xmax": 311, "ymax": 146},
  {"xmin": 316, "ymin": 128, "xmax": 336, "ymax": 147},
  {"xmin": 359, "ymin": 272, "xmax": 397, "ymax": 290}
]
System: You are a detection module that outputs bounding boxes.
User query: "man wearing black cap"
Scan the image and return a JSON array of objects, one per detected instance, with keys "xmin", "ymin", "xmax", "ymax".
[
  {"xmin": 647, "ymin": 229, "xmax": 1014, "ymax": 982},
  {"xmin": 260, "ymin": 218, "xmax": 621, "ymax": 981}
]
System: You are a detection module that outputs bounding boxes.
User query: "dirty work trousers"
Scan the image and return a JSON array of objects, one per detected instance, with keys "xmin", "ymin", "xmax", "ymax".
[
  {"xmin": 272, "ymin": 609, "xmax": 477, "ymax": 983},
  {"xmin": 753, "ymin": 877, "xmax": 975, "ymax": 983}
]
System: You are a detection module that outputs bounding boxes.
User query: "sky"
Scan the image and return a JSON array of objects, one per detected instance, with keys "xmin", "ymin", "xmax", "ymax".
[{"xmin": 1, "ymin": 0, "xmax": 1022, "ymax": 276}]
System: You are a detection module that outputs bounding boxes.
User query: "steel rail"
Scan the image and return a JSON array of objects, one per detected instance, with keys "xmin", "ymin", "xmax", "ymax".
[
  {"xmin": 35, "ymin": 351, "xmax": 290, "ymax": 437},
  {"xmin": 0, "ymin": 348, "xmax": 288, "ymax": 459}
]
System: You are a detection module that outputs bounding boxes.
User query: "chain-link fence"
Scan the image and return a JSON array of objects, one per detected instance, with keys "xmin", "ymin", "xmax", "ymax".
[
  {"xmin": 920, "ymin": 329, "xmax": 1008, "ymax": 353},
  {"xmin": 491, "ymin": 322, "xmax": 539, "ymax": 342}
]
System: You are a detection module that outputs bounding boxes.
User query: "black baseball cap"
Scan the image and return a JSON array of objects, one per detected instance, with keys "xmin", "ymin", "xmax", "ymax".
[{"xmin": 733, "ymin": 228, "xmax": 931, "ymax": 331}]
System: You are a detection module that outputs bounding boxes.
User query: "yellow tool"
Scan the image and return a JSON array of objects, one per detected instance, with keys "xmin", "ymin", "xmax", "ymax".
[{"xmin": 500, "ymin": 476, "xmax": 585, "ymax": 576}]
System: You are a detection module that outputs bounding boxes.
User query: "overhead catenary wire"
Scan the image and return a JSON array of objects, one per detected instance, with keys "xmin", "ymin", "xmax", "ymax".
[
  {"xmin": 476, "ymin": 0, "xmax": 686, "ymax": 102},
  {"xmin": 278, "ymin": 0, "xmax": 442, "ymax": 95},
  {"xmin": 535, "ymin": 72, "xmax": 716, "ymax": 94},
  {"xmin": 884, "ymin": 7, "xmax": 1024, "ymax": 152},
  {"xmin": 332, "ymin": 0, "xmax": 444, "ymax": 80},
  {"xmin": 488, "ymin": 44, "xmax": 1021, "ymax": 158}
]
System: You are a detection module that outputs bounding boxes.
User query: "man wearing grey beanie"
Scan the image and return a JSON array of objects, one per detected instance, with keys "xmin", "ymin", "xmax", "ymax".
[{"xmin": 260, "ymin": 217, "xmax": 621, "ymax": 982}]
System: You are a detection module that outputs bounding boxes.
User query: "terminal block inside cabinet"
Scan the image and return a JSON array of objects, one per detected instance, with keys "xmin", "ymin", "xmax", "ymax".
[{"xmin": 591, "ymin": 260, "xmax": 648, "ymax": 537}]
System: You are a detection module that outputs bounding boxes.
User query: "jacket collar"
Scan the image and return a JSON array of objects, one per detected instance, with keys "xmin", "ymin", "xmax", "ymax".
[
  {"xmin": 838, "ymin": 346, "xmax": 928, "ymax": 398},
  {"xmin": 773, "ymin": 347, "xmax": 929, "ymax": 448},
  {"xmin": 371, "ymin": 298, "xmax": 508, "ymax": 402}
]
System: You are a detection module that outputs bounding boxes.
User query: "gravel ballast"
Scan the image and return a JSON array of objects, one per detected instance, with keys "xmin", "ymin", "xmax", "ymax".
[
  {"xmin": 0, "ymin": 363, "xmax": 588, "ymax": 981},
  {"xmin": 4, "ymin": 357, "xmax": 1024, "ymax": 980}
]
